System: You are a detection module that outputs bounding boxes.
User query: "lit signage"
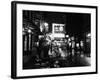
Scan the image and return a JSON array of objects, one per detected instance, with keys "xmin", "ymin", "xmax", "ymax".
[{"xmin": 52, "ymin": 23, "xmax": 65, "ymax": 38}]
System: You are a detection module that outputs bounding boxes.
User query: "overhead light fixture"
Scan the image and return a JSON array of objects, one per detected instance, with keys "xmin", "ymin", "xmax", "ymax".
[
  {"xmin": 44, "ymin": 22, "xmax": 48, "ymax": 27},
  {"xmin": 87, "ymin": 33, "xmax": 91, "ymax": 37}
]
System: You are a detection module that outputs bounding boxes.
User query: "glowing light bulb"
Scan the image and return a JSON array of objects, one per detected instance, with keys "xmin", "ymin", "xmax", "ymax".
[
  {"xmin": 44, "ymin": 22, "xmax": 48, "ymax": 26},
  {"xmin": 28, "ymin": 29, "xmax": 31, "ymax": 33},
  {"xmin": 87, "ymin": 33, "xmax": 91, "ymax": 37},
  {"xmin": 66, "ymin": 35, "xmax": 69, "ymax": 38}
]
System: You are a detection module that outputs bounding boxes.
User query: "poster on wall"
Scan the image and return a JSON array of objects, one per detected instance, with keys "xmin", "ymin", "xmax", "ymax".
[{"xmin": 11, "ymin": 1, "xmax": 98, "ymax": 79}]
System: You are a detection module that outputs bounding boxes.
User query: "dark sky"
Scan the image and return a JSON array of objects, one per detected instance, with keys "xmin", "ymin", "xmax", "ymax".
[
  {"xmin": 66, "ymin": 13, "xmax": 90, "ymax": 36},
  {"xmin": 43, "ymin": 12, "xmax": 91, "ymax": 37}
]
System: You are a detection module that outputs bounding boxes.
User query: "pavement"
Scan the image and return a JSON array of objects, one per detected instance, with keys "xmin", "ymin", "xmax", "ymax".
[{"xmin": 23, "ymin": 54, "xmax": 91, "ymax": 69}]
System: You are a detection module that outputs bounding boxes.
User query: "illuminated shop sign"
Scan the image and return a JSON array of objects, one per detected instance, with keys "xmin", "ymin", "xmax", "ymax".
[{"xmin": 52, "ymin": 23, "xmax": 65, "ymax": 38}]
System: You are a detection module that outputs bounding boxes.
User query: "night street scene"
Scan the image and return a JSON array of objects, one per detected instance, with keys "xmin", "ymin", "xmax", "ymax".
[{"xmin": 22, "ymin": 10, "xmax": 91, "ymax": 69}]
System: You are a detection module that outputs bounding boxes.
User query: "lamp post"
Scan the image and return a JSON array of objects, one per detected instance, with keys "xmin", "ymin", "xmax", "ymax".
[{"xmin": 28, "ymin": 29, "xmax": 32, "ymax": 51}]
